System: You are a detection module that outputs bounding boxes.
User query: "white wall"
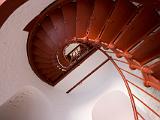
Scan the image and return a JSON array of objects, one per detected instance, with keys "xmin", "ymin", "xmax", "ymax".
[
  {"xmin": 92, "ymin": 91, "xmax": 134, "ymax": 120},
  {"xmin": 0, "ymin": 86, "xmax": 53, "ymax": 120}
]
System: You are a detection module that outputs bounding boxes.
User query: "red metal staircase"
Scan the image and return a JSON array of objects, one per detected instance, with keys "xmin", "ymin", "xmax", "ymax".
[
  {"xmin": 10, "ymin": 0, "xmax": 159, "ymax": 119},
  {"xmin": 24, "ymin": 0, "xmax": 160, "ymax": 90}
]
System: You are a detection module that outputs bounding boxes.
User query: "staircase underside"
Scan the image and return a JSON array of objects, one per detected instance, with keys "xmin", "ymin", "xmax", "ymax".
[{"xmin": 22, "ymin": 0, "xmax": 160, "ymax": 90}]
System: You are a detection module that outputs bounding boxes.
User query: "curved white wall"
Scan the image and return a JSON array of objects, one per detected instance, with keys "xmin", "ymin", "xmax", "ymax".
[
  {"xmin": 92, "ymin": 91, "xmax": 134, "ymax": 120},
  {"xmin": 0, "ymin": 86, "xmax": 52, "ymax": 120}
]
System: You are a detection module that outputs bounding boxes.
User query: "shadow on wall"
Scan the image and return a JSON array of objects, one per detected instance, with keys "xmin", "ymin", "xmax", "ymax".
[
  {"xmin": 0, "ymin": 86, "xmax": 53, "ymax": 120},
  {"xmin": 92, "ymin": 91, "xmax": 134, "ymax": 120}
]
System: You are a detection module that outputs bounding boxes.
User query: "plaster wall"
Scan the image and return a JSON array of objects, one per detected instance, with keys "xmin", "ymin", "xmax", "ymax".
[
  {"xmin": 0, "ymin": 86, "xmax": 53, "ymax": 120},
  {"xmin": 92, "ymin": 91, "xmax": 134, "ymax": 120}
]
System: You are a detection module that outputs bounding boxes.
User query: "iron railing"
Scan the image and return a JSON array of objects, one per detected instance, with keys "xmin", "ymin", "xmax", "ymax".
[{"xmin": 66, "ymin": 48, "xmax": 160, "ymax": 120}]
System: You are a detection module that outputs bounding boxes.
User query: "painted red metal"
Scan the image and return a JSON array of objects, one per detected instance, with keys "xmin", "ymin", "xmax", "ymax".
[
  {"xmin": 111, "ymin": 58, "xmax": 129, "ymax": 65},
  {"xmin": 137, "ymin": 112, "xmax": 145, "ymax": 120},
  {"xmin": 36, "ymin": 28, "xmax": 57, "ymax": 51},
  {"xmin": 87, "ymin": 0, "xmax": 114, "ymax": 40},
  {"xmin": 132, "ymin": 94, "xmax": 160, "ymax": 118},
  {"xmin": 49, "ymin": 8, "xmax": 66, "ymax": 46},
  {"xmin": 62, "ymin": 2, "xmax": 76, "ymax": 41},
  {"xmin": 100, "ymin": 0, "xmax": 137, "ymax": 44},
  {"xmin": 150, "ymin": 61, "xmax": 160, "ymax": 80},
  {"xmin": 101, "ymin": 49, "xmax": 160, "ymax": 119},
  {"xmin": 40, "ymin": 17, "xmax": 58, "ymax": 46},
  {"xmin": 131, "ymin": 30, "xmax": 160, "ymax": 65},
  {"xmin": 24, "ymin": 0, "xmax": 160, "ymax": 90},
  {"xmin": 127, "ymin": 80, "xmax": 160, "ymax": 103},
  {"xmin": 114, "ymin": 6, "xmax": 160, "ymax": 51},
  {"xmin": 100, "ymin": 49, "xmax": 139, "ymax": 120},
  {"xmin": 76, "ymin": 0, "xmax": 95, "ymax": 38},
  {"xmin": 120, "ymin": 67, "xmax": 145, "ymax": 81},
  {"xmin": 49, "ymin": 8, "xmax": 70, "ymax": 67}
]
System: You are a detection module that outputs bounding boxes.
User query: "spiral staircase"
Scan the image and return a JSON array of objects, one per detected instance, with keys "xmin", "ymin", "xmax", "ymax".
[
  {"xmin": 0, "ymin": 0, "xmax": 160, "ymax": 120},
  {"xmin": 23, "ymin": 0, "xmax": 160, "ymax": 89}
]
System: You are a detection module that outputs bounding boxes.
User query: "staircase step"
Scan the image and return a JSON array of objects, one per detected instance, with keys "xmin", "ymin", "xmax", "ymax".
[
  {"xmin": 88, "ymin": 0, "xmax": 114, "ymax": 40},
  {"xmin": 33, "ymin": 53, "xmax": 52, "ymax": 61},
  {"xmin": 100, "ymin": 0, "xmax": 137, "ymax": 44},
  {"xmin": 33, "ymin": 40, "xmax": 53, "ymax": 55},
  {"xmin": 56, "ymin": 48, "xmax": 70, "ymax": 67},
  {"xmin": 47, "ymin": 70, "xmax": 62, "ymax": 79},
  {"xmin": 62, "ymin": 2, "xmax": 76, "ymax": 40},
  {"xmin": 131, "ymin": 30, "xmax": 160, "ymax": 65},
  {"xmin": 35, "ymin": 62, "xmax": 54, "ymax": 69},
  {"xmin": 150, "ymin": 61, "xmax": 160, "ymax": 80},
  {"xmin": 114, "ymin": 6, "xmax": 160, "ymax": 51},
  {"xmin": 49, "ymin": 8, "xmax": 66, "ymax": 46},
  {"xmin": 32, "ymin": 48, "xmax": 52, "ymax": 59},
  {"xmin": 41, "ymin": 17, "xmax": 58, "ymax": 46},
  {"xmin": 33, "ymin": 56, "xmax": 53, "ymax": 64},
  {"xmin": 76, "ymin": 0, "xmax": 95, "ymax": 38},
  {"xmin": 40, "ymin": 68, "xmax": 55, "ymax": 75},
  {"xmin": 36, "ymin": 29, "xmax": 56, "ymax": 50}
]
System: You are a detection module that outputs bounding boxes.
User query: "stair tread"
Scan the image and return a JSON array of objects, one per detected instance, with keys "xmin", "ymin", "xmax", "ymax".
[
  {"xmin": 50, "ymin": 8, "xmax": 66, "ymax": 47},
  {"xmin": 41, "ymin": 17, "xmax": 58, "ymax": 46},
  {"xmin": 150, "ymin": 61, "xmax": 160, "ymax": 80},
  {"xmin": 32, "ymin": 48, "xmax": 52, "ymax": 59},
  {"xmin": 76, "ymin": 0, "xmax": 95, "ymax": 38},
  {"xmin": 114, "ymin": 6, "xmax": 160, "ymax": 51},
  {"xmin": 62, "ymin": 2, "xmax": 76, "ymax": 40},
  {"xmin": 100, "ymin": 0, "xmax": 137, "ymax": 44},
  {"xmin": 88, "ymin": 0, "xmax": 114, "ymax": 40},
  {"xmin": 131, "ymin": 30, "xmax": 160, "ymax": 65},
  {"xmin": 33, "ymin": 40, "xmax": 53, "ymax": 55},
  {"xmin": 36, "ymin": 29, "xmax": 56, "ymax": 50}
]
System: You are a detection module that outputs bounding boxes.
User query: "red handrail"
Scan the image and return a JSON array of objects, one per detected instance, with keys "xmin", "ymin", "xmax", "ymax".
[
  {"xmin": 132, "ymin": 94, "xmax": 160, "ymax": 118},
  {"xmin": 102, "ymin": 49, "xmax": 160, "ymax": 119},
  {"xmin": 120, "ymin": 67, "xmax": 145, "ymax": 81},
  {"xmin": 127, "ymin": 79, "xmax": 160, "ymax": 103},
  {"xmin": 137, "ymin": 112, "xmax": 145, "ymax": 120},
  {"xmin": 100, "ymin": 49, "xmax": 139, "ymax": 120},
  {"xmin": 111, "ymin": 58, "xmax": 129, "ymax": 65},
  {"xmin": 67, "ymin": 48, "xmax": 160, "ymax": 120}
]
